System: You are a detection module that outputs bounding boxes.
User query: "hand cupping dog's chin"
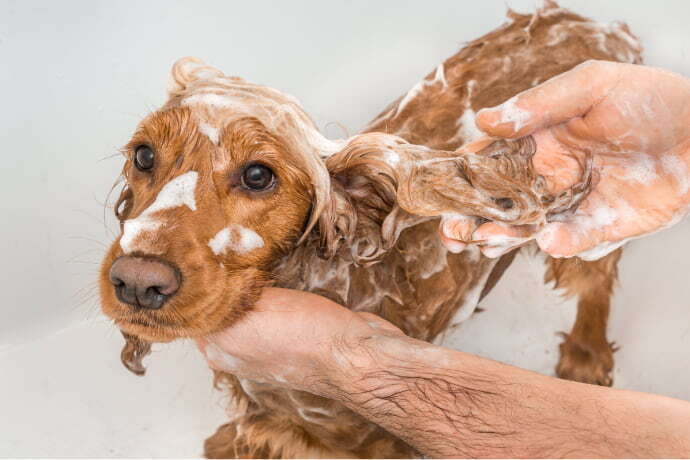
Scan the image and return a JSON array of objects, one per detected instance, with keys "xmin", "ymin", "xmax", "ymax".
[{"xmin": 191, "ymin": 288, "xmax": 406, "ymax": 395}]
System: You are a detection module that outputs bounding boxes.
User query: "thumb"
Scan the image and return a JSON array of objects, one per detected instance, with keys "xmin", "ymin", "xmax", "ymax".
[{"xmin": 476, "ymin": 60, "xmax": 621, "ymax": 138}]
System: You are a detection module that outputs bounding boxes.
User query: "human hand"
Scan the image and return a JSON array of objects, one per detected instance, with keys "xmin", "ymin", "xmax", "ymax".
[
  {"xmin": 195, "ymin": 287, "xmax": 403, "ymax": 394},
  {"xmin": 440, "ymin": 60, "xmax": 690, "ymax": 259}
]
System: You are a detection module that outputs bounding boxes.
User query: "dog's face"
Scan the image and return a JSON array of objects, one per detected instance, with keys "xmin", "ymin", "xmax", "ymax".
[{"xmin": 99, "ymin": 59, "xmax": 339, "ymax": 343}]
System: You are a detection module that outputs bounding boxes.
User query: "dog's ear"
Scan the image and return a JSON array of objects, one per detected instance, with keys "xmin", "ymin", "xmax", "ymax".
[
  {"xmin": 120, "ymin": 331, "xmax": 152, "ymax": 376},
  {"xmin": 316, "ymin": 134, "xmax": 428, "ymax": 265}
]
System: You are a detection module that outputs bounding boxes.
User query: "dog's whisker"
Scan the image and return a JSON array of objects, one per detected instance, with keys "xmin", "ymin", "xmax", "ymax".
[
  {"xmin": 98, "ymin": 151, "xmax": 124, "ymax": 162},
  {"xmin": 67, "ymin": 234, "xmax": 108, "ymax": 249}
]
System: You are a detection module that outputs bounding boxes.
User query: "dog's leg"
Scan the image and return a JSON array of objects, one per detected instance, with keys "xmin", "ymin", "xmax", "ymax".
[{"xmin": 545, "ymin": 249, "xmax": 622, "ymax": 386}]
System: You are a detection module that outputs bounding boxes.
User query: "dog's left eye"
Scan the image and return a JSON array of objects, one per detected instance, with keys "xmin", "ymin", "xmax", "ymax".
[
  {"xmin": 241, "ymin": 163, "xmax": 275, "ymax": 191},
  {"xmin": 134, "ymin": 145, "xmax": 155, "ymax": 171}
]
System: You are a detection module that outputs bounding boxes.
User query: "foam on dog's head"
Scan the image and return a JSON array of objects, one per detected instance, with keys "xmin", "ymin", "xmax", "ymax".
[{"xmin": 165, "ymin": 57, "xmax": 344, "ymax": 237}]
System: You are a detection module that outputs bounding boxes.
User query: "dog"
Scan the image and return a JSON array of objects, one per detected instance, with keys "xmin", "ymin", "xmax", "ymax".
[{"xmin": 99, "ymin": 2, "xmax": 642, "ymax": 457}]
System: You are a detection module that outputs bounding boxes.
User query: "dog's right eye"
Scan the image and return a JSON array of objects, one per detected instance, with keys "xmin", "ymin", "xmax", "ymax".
[
  {"xmin": 241, "ymin": 163, "xmax": 275, "ymax": 191},
  {"xmin": 134, "ymin": 146, "xmax": 155, "ymax": 172}
]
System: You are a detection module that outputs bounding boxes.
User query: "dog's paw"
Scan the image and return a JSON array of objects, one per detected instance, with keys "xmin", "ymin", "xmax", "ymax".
[{"xmin": 555, "ymin": 333, "xmax": 616, "ymax": 387}]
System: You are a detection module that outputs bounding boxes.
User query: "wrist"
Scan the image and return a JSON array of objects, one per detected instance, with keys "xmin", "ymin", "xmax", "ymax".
[
  {"xmin": 309, "ymin": 329, "xmax": 390, "ymax": 400},
  {"xmin": 315, "ymin": 331, "xmax": 448, "ymax": 406}
]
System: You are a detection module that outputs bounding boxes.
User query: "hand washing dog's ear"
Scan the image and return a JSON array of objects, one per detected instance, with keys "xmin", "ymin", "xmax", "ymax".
[{"xmin": 318, "ymin": 133, "xmax": 594, "ymax": 262}]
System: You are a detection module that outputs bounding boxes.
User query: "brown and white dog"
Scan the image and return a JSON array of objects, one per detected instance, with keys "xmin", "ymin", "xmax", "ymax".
[{"xmin": 99, "ymin": 2, "xmax": 642, "ymax": 457}]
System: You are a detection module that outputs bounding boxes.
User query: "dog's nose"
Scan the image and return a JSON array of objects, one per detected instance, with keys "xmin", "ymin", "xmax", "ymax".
[{"xmin": 109, "ymin": 256, "xmax": 180, "ymax": 310}]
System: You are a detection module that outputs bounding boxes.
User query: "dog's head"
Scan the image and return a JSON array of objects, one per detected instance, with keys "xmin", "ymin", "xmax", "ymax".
[
  {"xmin": 100, "ymin": 58, "xmax": 354, "ymax": 349},
  {"xmin": 99, "ymin": 58, "xmax": 412, "ymax": 375}
]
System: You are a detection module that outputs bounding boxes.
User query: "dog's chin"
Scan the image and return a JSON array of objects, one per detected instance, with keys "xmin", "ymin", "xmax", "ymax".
[{"xmin": 116, "ymin": 319, "xmax": 182, "ymax": 343}]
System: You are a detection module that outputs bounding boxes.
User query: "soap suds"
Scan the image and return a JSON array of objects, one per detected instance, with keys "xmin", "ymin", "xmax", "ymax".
[
  {"xmin": 198, "ymin": 121, "xmax": 220, "ymax": 145},
  {"xmin": 622, "ymin": 153, "xmax": 658, "ymax": 184},
  {"xmin": 383, "ymin": 149, "xmax": 400, "ymax": 166},
  {"xmin": 661, "ymin": 154, "xmax": 690, "ymax": 195},
  {"xmin": 589, "ymin": 203, "xmax": 618, "ymax": 228},
  {"xmin": 394, "ymin": 64, "xmax": 448, "ymax": 118},
  {"xmin": 456, "ymin": 108, "xmax": 483, "ymax": 144},
  {"xmin": 120, "ymin": 220, "xmax": 161, "ymax": 254},
  {"xmin": 120, "ymin": 171, "xmax": 199, "ymax": 253},
  {"xmin": 489, "ymin": 95, "xmax": 531, "ymax": 131},
  {"xmin": 141, "ymin": 171, "xmax": 198, "ymax": 214},
  {"xmin": 209, "ymin": 224, "xmax": 265, "ymax": 255}
]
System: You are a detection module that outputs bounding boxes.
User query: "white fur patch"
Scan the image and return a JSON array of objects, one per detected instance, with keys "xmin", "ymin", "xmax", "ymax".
[
  {"xmin": 209, "ymin": 224, "xmax": 264, "ymax": 255},
  {"xmin": 120, "ymin": 171, "xmax": 199, "ymax": 254}
]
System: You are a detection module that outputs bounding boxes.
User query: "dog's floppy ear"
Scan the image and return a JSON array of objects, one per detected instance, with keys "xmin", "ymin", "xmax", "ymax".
[
  {"xmin": 316, "ymin": 134, "xmax": 429, "ymax": 265},
  {"xmin": 120, "ymin": 331, "xmax": 152, "ymax": 376},
  {"xmin": 315, "ymin": 134, "xmax": 592, "ymax": 258}
]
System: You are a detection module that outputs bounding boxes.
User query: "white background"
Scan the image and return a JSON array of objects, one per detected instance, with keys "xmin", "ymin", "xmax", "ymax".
[{"xmin": 1, "ymin": 0, "xmax": 689, "ymax": 456}]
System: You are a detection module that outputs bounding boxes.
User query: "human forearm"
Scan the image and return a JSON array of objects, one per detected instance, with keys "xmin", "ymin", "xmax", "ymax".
[
  {"xmin": 198, "ymin": 289, "xmax": 690, "ymax": 457},
  {"xmin": 318, "ymin": 333, "xmax": 690, "ymax": 458}
]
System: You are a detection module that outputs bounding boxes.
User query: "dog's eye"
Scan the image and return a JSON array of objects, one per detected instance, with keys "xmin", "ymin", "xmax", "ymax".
[
  {"xmin": 241, "ymin": 163, "xmax": 275, "ymax": 191},
  {"xmin": 134, "ymin": 146, "xmax": 155, "ymax": 171}
]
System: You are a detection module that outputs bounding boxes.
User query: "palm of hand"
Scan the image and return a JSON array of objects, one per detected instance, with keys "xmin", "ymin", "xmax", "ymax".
[{"xmin": 530, "ymin": 70, "xmax": 690, "ymax": 257}]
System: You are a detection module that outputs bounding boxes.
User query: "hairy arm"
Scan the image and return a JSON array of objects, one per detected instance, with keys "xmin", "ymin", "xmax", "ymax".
[
  {"xmin": 199, "ymin": 288, "xmax": 690, "ymax": 458},
  {"xmin": 322, "ymin": 333, "xmax": 690, "ymax": 458}
]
